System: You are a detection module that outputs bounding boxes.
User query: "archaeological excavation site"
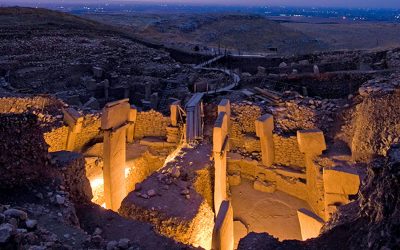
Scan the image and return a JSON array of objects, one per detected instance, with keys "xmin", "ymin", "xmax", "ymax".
[{"xmin": 0, "ymin": 6, "xmax": 400, "ymax": 250}]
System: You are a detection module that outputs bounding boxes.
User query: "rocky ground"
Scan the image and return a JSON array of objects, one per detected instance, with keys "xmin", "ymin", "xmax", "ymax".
[{"xmin": 0, "ymin": 7, "xmax": 231, "ymax": 113}]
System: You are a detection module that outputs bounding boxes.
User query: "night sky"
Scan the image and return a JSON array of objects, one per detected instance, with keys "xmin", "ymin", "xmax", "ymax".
[{"xmin": 2, "ymin": 0, "xmax": 400, "ymax": 8}]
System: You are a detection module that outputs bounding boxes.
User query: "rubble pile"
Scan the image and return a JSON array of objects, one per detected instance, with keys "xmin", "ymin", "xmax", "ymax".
[
  {"xmin": 266, "ymin": 91, "xmax": 345, "ymax": 135},
  {"xmin": 0, "ymin": 113, "xmax": 51, "ymax": 189},
  {"xmin": 358, "ymin": 73, "xmax": 400, "ymax": 97},
  {"xmin": 0, "ymin": 96, "xmax": 65, "ymax": 132},
  {"xmin": 386, "ymin": 49, "xmax": 400, "ymax": 68},
  {"xmin": 0, "ymin": 204, "xmax": 74, "ymax": 249},
  {"xmin": 0, "ymin": 8, "xmax": 231, "ymax": 112}
]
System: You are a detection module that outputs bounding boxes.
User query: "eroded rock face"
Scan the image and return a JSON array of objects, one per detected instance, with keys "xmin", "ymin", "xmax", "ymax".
[
  {"xmin": 50, "ymin": 151, "xmax": 93, "ymax": 203},
  {"xmin": 351, "ymin": 87, "xmax": 400, "ymax": 161}
]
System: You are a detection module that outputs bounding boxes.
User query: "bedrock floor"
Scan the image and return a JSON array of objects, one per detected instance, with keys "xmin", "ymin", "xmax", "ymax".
[{"xmin": 231, "ymin": 179, "xmax": 311, "ymax": 242}]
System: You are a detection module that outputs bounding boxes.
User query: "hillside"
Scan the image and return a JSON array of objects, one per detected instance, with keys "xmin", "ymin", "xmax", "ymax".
[{"xmin": 84, "ymin": 13, "xmax": 327, "ymax": 55}]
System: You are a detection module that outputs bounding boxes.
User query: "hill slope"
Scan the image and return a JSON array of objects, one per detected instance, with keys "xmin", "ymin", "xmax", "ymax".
[{"xmin": 84, "ymin": 13, "xmax": 327, "ymax": 55}]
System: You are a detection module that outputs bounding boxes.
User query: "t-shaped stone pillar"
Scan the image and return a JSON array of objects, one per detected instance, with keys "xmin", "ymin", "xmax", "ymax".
[
  {"xmin": 63, "ymin": 107, "xmax": 84, "ymax": 152},
  {"xmin": 255, "ymin": 114, "xmax": 274, "ymax": 167},
  {"xmin": 126, "ymin": 105, "xmax": 138, "ymax": 143},
  {"xmin": 212, "ymin": 200, "xmax": 234, "ymax": 250},
  {"xmin": 297, "ymin": 129, "xmax": 327, "ymax": 219},
  {"xmin": 101, "ymin": 98, "xmax": 130, "ymax": 211},
  {"xmin": 213, "ymin": 111, "xmax": 229, "ymax": 216}
]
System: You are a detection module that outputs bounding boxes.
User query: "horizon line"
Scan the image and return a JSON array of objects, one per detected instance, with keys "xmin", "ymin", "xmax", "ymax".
[{"xmin": 1, "ymin": 1, "xmax": 400, "ymax": 10}]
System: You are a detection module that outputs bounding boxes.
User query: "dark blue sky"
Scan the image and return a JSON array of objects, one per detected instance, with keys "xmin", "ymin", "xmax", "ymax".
[{"xmin": 3, "ymin": 0, "xmax": 400, "ymax": 8}]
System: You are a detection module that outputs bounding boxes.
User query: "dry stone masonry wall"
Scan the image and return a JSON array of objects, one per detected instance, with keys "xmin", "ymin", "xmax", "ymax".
[
  {"xmin": 134, "ymin": 110, "xmax": 171, "ymax": 139},
  {"xmin": 273, "ymin": 135, "xmax": 305, "ymax": 168}
]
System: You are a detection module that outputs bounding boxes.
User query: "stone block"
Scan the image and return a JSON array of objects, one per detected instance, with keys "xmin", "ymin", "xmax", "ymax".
[
  {"xmin": 212, "ymin": 200, "xmax": 234, "ymax": 250},
  {"xmin": 324, "ymin": 193, "xmax": 349, "ymax": 206},
  {"xmin": 255, "ymin": 114, "xmax": 274, "ymax": 166},
  {"xmin": 297, "ymin": 208, "xmax": 324, "ymax": 240},
  {"xmin": 255, "ymin": 114, "xmax": 273, "ymax": 137},
  {"xmin": 63, "ymin": 107, "xmax": 83, "ymax": 132},
  {"xmin": 218, "ymin": 99, "xmax": 231, "ymax": 117},
  {"xmin": 213, "ymin": 112, "xmax": 228, "ymax": 153},
  {"xmin": 253, "ymin": 180, "xmax": 276, "ymax": 193},
  {"xmin": 228, "ymin": 174, "xmax": 241, "ymax": 186},
  {"xmin": 233, "ymin": 221, "xmax": 247, "ymax": 249},
  {"xmin": 255, "ymin": 165, "xmax": 277, "ymax": 182},
  {"xmin": 323, "ymin": 168, "xmax": 360, "ymax": 195},
  {"xmin": 297, "ymin": 129, "xmax": 326, "ymax": 155},
  {"xmin": 170, "ymin": 101, "xmax": 181, "ymax": 127},
  {"xmin": 128, "ymin": 105, "xmax": 138, "ymax": 122},
  {"xmin": 101, "ymin": 99, "xmax": 130, "ymax": 130}
]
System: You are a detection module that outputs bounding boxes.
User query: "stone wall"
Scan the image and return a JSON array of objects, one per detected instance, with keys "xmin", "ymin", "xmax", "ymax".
[
  {"xmin": 44, "ymin": 126, "xmax": 69, "ymax": 152},
  {"xmin": 45, "ymin": 109, "xmax": 171, "ymax": 152},
  {"xmin": 74, "ymin": 114, "xmax": 101, "ymax": 151},
  {"xmin": 44, "ymin": 114, "xmax": 101, "ymax": 152},
  {"xmin": 230, "ymin": 103, "xmax": 262, "ymax": 150},
  {"xmin": 273, "ymin": 135, "xmax": 305, "ymax": 168},
  {"xmin": 134, "ymin": 110, "xmax": 170, "ymax": 139}
]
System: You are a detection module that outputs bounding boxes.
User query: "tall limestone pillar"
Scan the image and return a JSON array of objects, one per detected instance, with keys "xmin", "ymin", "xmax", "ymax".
[
  {"xmin": 297, "ymin": 129, "xmax": 326, "ymax": 219},
  {"xmin": 101, "ymin": 99, "xmax": 130, "ymax": 211},
  {"xmin": 213, "ymin": 110, "xmax": 229, "ymax": 216},
  {"xmin": 255, "ymin": 114, "xmax": 274, "ymax": 167},
  {"xmin": 212, "ymin": 200, "xmax": 234, "ymax": 250},
  {"xmin": 63, "ymin": 107, "xmax": 84, "ymax": 152}
]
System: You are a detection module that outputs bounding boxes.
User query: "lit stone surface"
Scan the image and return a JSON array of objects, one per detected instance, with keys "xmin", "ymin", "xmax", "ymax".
[
  {"xmin": 231, "ymin": 180, "xmax": 309, "ymax": 241},
  {"xmin": 233, "ymin": 220, "xmax": 248, "ymax": 249},
  {"xmin": 214, "ymin": 110, "xmax": 230, "ymax": 216},
  {"xmin": 101, "ymin": 98, "xmax": 130, "ymax": 130},
  {"xmin": 297, "ymin": 208, "xmax": 324, "ymax": 240},
  {"xmin": 102, "ymin": 99, "xmax": 130, "ymax": 211},
  {"xmin": 63, "ymin": 107, "xmax": 84, "ymax": 151},
  {"xmin": 212, "ymin": 200, "xmax": 234, "ymax": 250},
  {"xmin": 323, "ymin": 168, "xmax": 360, "ymax": 195},
  {"xmin": 127, "ymin": 105, "xmax": 138, "ymax": 143},
  {"xmin": 297, "ymin": 129, "xmax": 326, "ymax": 155},
  {"xmin": 255, "ymin": 114, "xmax": 274, "ymax": 166},
  {"xmin": 170, "ymin": 100, "xmax": 181, "ymax": 127}
]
